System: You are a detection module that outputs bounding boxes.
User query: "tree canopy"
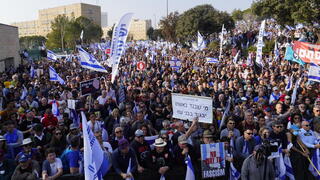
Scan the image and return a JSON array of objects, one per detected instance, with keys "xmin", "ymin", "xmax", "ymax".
[
  {"xmin": 46, "ymin": 15, "xmax": 102, "ymax": 50},
  {"xmin": 159, "ymin": 12, "xmax": 180, "ymax": 43},
  {"xmin": 19, "ymin": 36, "xmax": 46, "ymax": 50},
  {"xmin": 175, "ymin": 4, "xmax": 234, "ymax": 42},
  {"xmin": 251, "ymin": 0, "xmax": 320, "ymax": 26}
]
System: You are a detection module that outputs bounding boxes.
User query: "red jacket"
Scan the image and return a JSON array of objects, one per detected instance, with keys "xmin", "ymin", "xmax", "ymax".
[{"xmin": 41, "ymin": 113, "xmax": 58, "ymax": 128}]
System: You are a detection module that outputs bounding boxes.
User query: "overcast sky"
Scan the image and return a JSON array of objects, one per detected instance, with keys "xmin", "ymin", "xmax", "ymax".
[{"xmin": 0, "ymin": 0, "xmax": 252, "ymax": 27}]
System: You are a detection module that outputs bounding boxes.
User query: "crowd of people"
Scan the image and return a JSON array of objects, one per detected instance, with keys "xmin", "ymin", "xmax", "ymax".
[{"xmin": 0, "ymin": 19, "xmax": 319, "ymax": 180}]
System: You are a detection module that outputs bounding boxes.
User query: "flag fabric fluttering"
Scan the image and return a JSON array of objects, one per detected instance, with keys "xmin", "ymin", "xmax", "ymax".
[
  {"xmin": 309, "ymin": 139, "xmax": 320, "ymax": 179},
  {"xmin": 78, "ymin": 47, "xmax": 108, "ymax": 73},
  {"xmin": 185, "ymin": 155, "xmax": 195, "ymax": 180},
  {"xmin": 219, "ymin": 24, "xmax": 226, "ymax": 60},
  {"xmin": 82, "ymin": 112, "xmax": 109, "ymax": 180},
  {"xmin": 47, "ymin": 50, "xmax": 58, "ymax": 61},
  {"xmin": 284, "ymin": 45, "xmax": 306, "ymax": 66},
  {"xmin": 197, "ymin": 31, "xmax": 206, "ymax": 50},
  {"xmin": 229, "ymin": 162, "xmax": 240, "ymax": 180},
  {"xmin": 80, "ymin": 30, "xmax": 84, "ymax": 40},
  {"xmin": 30, "ymin": 65, "xmax": 36, "ymax": 79},
  {"xmin": 308, "ymin": 63, "xmax": 320, "ymax": 83},
  {"xmin": 49, "ymin": 66, "xmax": 65, "ymax": 85},
  {"xmin": 246, "ymin": 53, "xmax": 253, "ymax": 66},
  {"xmin": 284, "ymin": 155, "xmax": 295, "ymax": 180},
  {"xmin": 70, "ymin": 109, "xmax": 80, "ymax": 127},
  {"xmin": 274, "ymin": 40, "xmax": 280, "ymax": 61},
  {"xmin": 125, "ymin": 158, "xmax": 134, "ymax": 180},
  {"xmin": 285, "ymin": 75, "xmax": 294, "ymax": 91},
  {"xmin": 256, "ymin": 20, "xmax": 266, "ymax": 67},
  {"xmin": 233, "ymin": 51, "xmax": 240, "ymax": 64},
  {"xmin": 291, "ymin": 77, "xmax": 302, "ymax": 105},
  {"xmin": 206, "ymin": 57, "xmax": 219, "ymax": 64},
  {"xmin": 110, "ymin": 13, "xmax": 134, "ymax": 83},
  {"xmin": 274, "ymin": 148, "xmax": 286, "ymax": 180},
  {"xmin": 20, "ymin": 85, "xmax": 28, "ymax": 100}
]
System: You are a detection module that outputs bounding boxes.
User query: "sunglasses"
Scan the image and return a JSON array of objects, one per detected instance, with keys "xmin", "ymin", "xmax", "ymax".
[
  {"xmin": 304, "ymin": 125, "xmax": 310, "ymax": 127},
  {"xmin": 115, "ymin": 131, "xmax": 123, "ymax": 134},
  {"xmin": 246, "ymin": 132, "xmax": 253, "ymax": 135},
  {"xmin": 275, "ymin": 126, "xmax": 283, "ymax": 128},
  {"xmin": 56, "ymin": 133, "xmax": 62, "ymax": 135},
  {"xmin": 228, "ymin": 122, "xmax": 235, "ymax": 125}
]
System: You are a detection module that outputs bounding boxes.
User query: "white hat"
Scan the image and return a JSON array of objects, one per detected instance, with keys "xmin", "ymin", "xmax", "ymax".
[
  {"xmin": 153, "ymin": 138, "xmax": 167, "ymax": 147},
  {"xmin": 273, "ymin": 86, "xmax": 279, "ymax": 91},
  {"xmin": 22, "ymin": 138, "xmax": 32, "ymax": 146}
]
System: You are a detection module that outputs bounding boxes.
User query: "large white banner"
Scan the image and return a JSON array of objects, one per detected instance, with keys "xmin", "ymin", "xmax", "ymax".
[
  {"xmin": 172, "ymin": 93, "xmax": 213, "ymax": 123},
  {"xmin": 110, "ymin": 13, "xmax": 134, "ymax": 83},
  {"xmin": 256, "ymin": 20, "xmax": 265, "ymax": 67}
]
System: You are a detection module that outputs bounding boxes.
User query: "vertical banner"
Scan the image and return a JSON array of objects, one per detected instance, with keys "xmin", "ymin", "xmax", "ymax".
[
  {"xmin": 200, "ymin": 143, "xmax": 226, "ymax": 178},
  {"xmin": 256, "ymin": 20, "xmax": 265, "ymax": 67},
  {"xmin": 110, "ymin": 13, "xmax": 134, "ymax": 83}
]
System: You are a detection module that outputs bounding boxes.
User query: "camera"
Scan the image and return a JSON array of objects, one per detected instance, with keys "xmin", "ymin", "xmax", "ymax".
[{"xmin": 256, "ymin": 139, "xmax": 279, "ymax": 157}]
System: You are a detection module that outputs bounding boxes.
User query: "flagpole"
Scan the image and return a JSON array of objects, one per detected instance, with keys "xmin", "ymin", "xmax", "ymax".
[{"xmin": 297, "ymin": 138, "xmax": 320, "ymax": 176}]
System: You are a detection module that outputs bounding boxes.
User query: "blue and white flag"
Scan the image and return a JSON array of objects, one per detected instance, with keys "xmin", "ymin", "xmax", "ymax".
[
  {"xmin": 197, "ymin": 31, "xmax": 206, "ymax": 50},
  {"xmin": 284, "ymin": 155, "xmax": 295, "ymax": 180},
  {"xmin": 82, "ymin": 111, "xmax": 109, "ymax": 180},
  {"xmin": 47, "ymin": 50, "xmax": 58, "ymax": 61},
  {"xmin": 229, "ymin": 162, "xmax": 240, "ymax": 180},
  {"xmin": 78, "ymin": 47, "xmax": 107, "ymax": 73},
  {"xmin": 285, "ymin": 75, "xmax": 294, "ymax": 91},
  {"xmin": 20, "ymin": 85, "xmax": 28, "ymax": 100},
  {"xmin": 206, "ymin": 57, "xmax": 219, "ymax": 64},
  {"xmin": 233, "ymin": 51, "xmax": 240, "ymax": 64},
  {"xmin": 274, "ymin": 148, "xmax": 286, "ymax": 180},
  {"xmin": 144, "ymin": 135, "xmax": 158, "ymax": 146},
  {"xmin": 308, "ymin": 63, "xmax": 320, "ymax": 83},
  {"xmin": 110, "ymin": 13, "xmax": 134, "ymax": 83},
  {"xmin": 169, "ymin": 57, "xmax": 181, "ymax": 70},
  {"xmin": 49, "ymin": 66, "xmax": 65, "ymax": 85},
  {"xmin": 185, "ymin": 155, "xmax": 195, "ymax": 180},
  {"xmin": 66, "ymin": 54, "xmax": 72, "ymax": 62},
  {"xmin": 256, "ymin": 20, "xmax": 265, "ymax": 67},
  {"xmin": 125, "ymin": 158, "xmax": 134, "ymax": 180},
  {"xmin": 246, "ymin": 53, "xmax": 253, "ymax": 66},
  {"xmin": 80, "ymin": 30, "xmax": 84, "ymax": 40},
  {"xmin": 291, "ymin": 77, "xmax": 302, "ymax": 106},
  {"xmin": 274, "ymin": 40, "xmax": 280, "ymax": 61},
  {"xmin": 30, "ymin": 65, "xmax": 36, "ymax": 78},
  {"xmin": 309, "ymin": 139, "xmax": 320, "ymax": 179}
]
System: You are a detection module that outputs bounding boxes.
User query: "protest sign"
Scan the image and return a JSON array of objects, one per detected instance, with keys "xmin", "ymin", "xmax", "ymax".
[
  {"xmin": 200, "ymin": 143, "xmax": 225, "ymax": 179},
  {"xmin": 80, "ymin": 78, "xmax": 100, "ymax": 96},
  {"xmin": 171, "ymin": 93, "xmax": 213, "ymax": 123},
  {"xmin": 293, "ymin": 41, "xmax": 320, "ymax": 65}
]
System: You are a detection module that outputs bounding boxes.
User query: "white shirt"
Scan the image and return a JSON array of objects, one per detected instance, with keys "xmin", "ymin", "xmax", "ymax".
[
  {"xmin": 97, "ymin": 96, "xmax": 108, "ymax": 105},
  {"xmin": 49, "ymin": 158, "xmax": 62, "ymax": 176}
]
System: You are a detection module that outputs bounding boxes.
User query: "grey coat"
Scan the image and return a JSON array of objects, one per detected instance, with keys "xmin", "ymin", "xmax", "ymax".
[{"xmin": 241, "ymin": 154, "xmax": 275, "ymax": 180}]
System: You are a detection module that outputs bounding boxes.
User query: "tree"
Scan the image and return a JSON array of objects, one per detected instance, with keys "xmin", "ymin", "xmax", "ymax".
[
  {"xmin": 175, "ymin": 4, "xmax": 234, "ymax": 42},
  {"xmin": 19, "ymin": 36, "xmax": 46, "ymax": 50},
  {"xmin": 107, "ymin": 24, "xmax": 115, "ymax": 38},
  {"xmin": 231, "ymin": 9, "xmax": 244, "ymax": 21},
  {"xmin": 76, "ymin": 16, "xmax": 103, "ymax": 43},
  {"xmin": 251, "ymin": 0, "xmax": 320, "ymax": 26},
  {"xmin": 47, "ymin": 15, "xmax": 69, "ymax": 50},
  {"xmin": 159, "ymin": 11, "xmax": 180, "ymax": 42}
]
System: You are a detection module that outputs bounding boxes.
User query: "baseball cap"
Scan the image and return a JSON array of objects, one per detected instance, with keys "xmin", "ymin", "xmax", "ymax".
[
  {"xmin": 273, "ymin": 87, "xmax": 279, "ymax": 91},
  {"xmin": 69, "ymin": 123, "xmax": 78, "ymax": 130},
  {"xmin": 118, "ymin": 139, "xmax": 129, "ymax": 150},
  {"xmin": 135, "ymin": 129, "xmax": 144, "ymax": 137},
  {"xmin": 285, "ymin": 95, "xmax": 291, "ymax": 100},
  {"xmin": 19, "ymin": 154, "xmax": 29, "ymax": 163}
]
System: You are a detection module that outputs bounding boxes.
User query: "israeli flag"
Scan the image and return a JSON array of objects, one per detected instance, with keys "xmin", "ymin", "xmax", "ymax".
[
  {"xmin": 82, "ymin": 112, "xmax": 109, "ymax": 180},
  {"xmin": 51, "ymin": 100, "xmax": 60, "ymax": 117},
  {"xmin": 246, "ymin": 53, "xmax": 253, "ymax": 66},
  {"xmin": 256, "ymin": 20, "xmax": 266, "ymax": 67},
  {"xmin": 285, "ymin": 75, "xmax": 293, "ymax": 91},
  {"xmin": 197, "ymin": 31, "xmax": 206, "ymax": 50},
  {"xmin": 126, "ymin": 158, "xmax": 134, "ymax": 180},
  {"xmin": 70, "ymin": 109, "xmax": 80, "ymax": 127},
  {"xmin": 308, "ymin": 63, "xmax": 320, "ymax": 83},
  {"xmin": 309, "ymin": 139, "xmax": 320, "ymax": 179},
  {"xmin": 78, "ymin": 47, "xmax": 107, "ymax": 73},
  {"xmin": 185, "ymin": 155, "xmax": 195, "ymax": 180},
  {"xmin": 20, "ymin": 85, "xmax": 28, "ymax": 100},
  {"xmin": 30, "ymin": 65, "xmax": 35, "ymax": 78},
  {"xmin": 291, "ymin": 77, "xmax": 302, "ymax": 105},
  {"xmin": 206, "ymin": 57, "xmax": 219, "ymax": 63},
  {"xmin": 169, "ymin": 57, "xmax": 181, "ymax": 71},
  {"xmin": 66, "ymin": 54, "xmax": 72, "ymax": 62},
  {"xmin": 47, "ymin": 50, "xmax": 58, "ymax": 61},
  {"xmin": 233, "ymin": 51, "xmax": 240, "ymax": 64},
  {"xmin": 229, "ymin": 162, "xmax": 240, "ymax": 180},
  {"xmin": 284, "ymin": 155, "xmax": 295, "ymax": 180},
  {"xmin": 49, "ymin": 66, "xmax": 65, "ymax": 85},
  {"xmin": 274, "ymin": 148, "xmax": 286, "ymax": 180}
]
